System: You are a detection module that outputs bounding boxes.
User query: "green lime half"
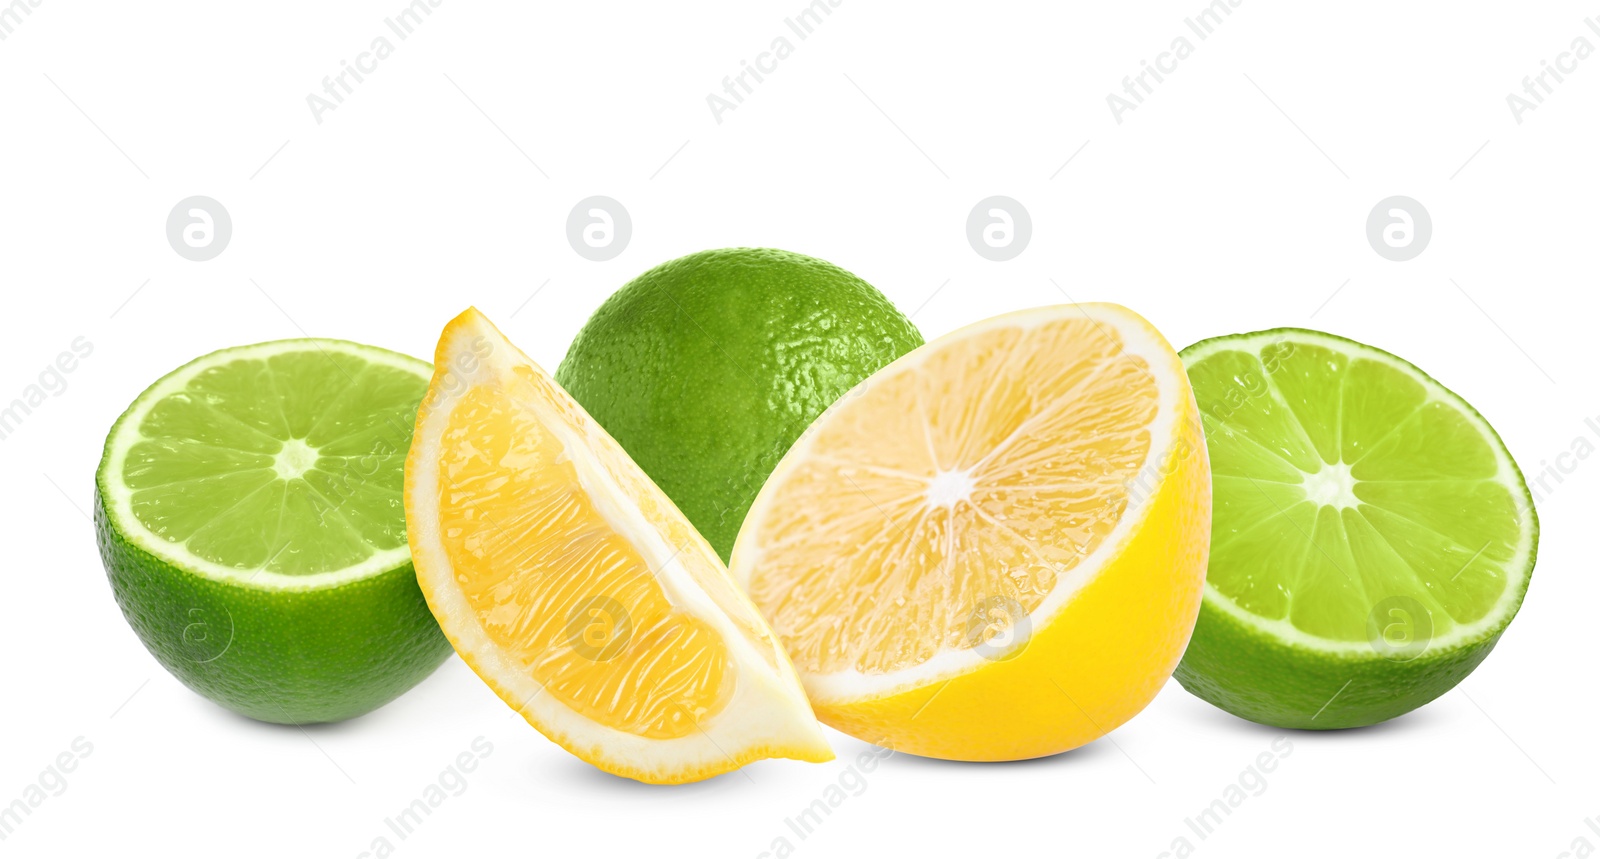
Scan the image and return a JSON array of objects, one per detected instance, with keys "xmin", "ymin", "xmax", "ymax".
[
  {"xmin": 95, "ymin": 340, "xmax": 452, "ymax": 724},
  {"xmin": 1174, "ymin": 328, "xmax": 1537, "ymax": 729}
]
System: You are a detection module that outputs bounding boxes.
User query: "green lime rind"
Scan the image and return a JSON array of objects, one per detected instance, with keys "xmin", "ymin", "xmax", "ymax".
[
  {"xmin": 1177, "ymin": 591, "xmax": 1509, "ymax": 729},
  {"xmin": 95, "ymin": 488, "xmax": 450, "ymax": 723},
  {"xmin": 96, "ymin": 340, "xmax": 452, "ymax": 724},
  {"xmin": 555, "ymin": 248, "xmax": 924, "ymax": 561},
  {"xmin": 1174, "ymin": 327, "xmax": 1537, "ymax": 729}
]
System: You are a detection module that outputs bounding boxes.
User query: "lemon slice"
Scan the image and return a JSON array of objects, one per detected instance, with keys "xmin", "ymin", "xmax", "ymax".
[
  {"xmin": 730, "ymin": 304, "xmax": 1211, "ymax": 761},
  {"xmin": 405, "ymin": 309, "xmax": 831, "ymax": 783}
]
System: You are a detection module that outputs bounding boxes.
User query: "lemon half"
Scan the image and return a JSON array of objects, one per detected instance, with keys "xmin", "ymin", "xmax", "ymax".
[{"xmin": 730, "ymin": 304, "xmax": 1211, "ymax": 761}]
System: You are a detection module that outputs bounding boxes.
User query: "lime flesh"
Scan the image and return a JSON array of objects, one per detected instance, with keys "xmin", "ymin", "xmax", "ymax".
[
  {"xmin": 1174, "ymin": 329, "xmax": 1537, "ymax": 728},
  {"xmin": 96, "ymin": 340, "xmax": 452, "ymax": 724}
]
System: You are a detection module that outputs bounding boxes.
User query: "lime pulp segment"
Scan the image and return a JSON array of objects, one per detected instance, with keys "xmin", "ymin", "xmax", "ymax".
[
  {"xmin": 101, "ymin": 341, "xmax": 430, "ymax": 587},
  {"xmin": 1184, "ymin": 329, "xmax": 1535, "ymax": 651}
]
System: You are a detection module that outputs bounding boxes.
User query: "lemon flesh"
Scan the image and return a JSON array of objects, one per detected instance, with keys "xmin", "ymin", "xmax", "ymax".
[{"xmin": 406, "ymin": 309, "xmax": 831, "ymax": 783}]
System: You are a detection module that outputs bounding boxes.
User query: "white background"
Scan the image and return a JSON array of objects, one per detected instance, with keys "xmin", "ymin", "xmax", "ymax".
[{"xmin": 1, "ymin": 1, "xmax": 1595, "ymax": 856}]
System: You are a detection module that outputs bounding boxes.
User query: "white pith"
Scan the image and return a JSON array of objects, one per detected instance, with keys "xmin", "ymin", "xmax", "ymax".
[
  {"xmin": 924, "ymin": 468, "xmax": 977, "ymax": 509},
  {"xmin": 100, "ymin": 339, "xmax": 430, "ymax": 592},
  {"xmin": 1300, "ymin": 461, "xmax": 1359, "ymax": 509},
  {"xmin": 1184, "ymin": 330, "xmax": 1537, "ymax": 656},
  {"xmin": 273, "ymin": 438, "xmax": 320, "ymax": 480},
  {"xmin": 730, "ymin": 303, "xmax": 1194, "ymax": 705},
  {"xmin": 406, "ymin": 313, "xmax": 827, "ymax": 778}
]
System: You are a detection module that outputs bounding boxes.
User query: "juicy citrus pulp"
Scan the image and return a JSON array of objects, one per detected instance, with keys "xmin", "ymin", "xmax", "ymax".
[
  {"xmin": 555, "ymin": 248, "xmax": 923, "ymax": 561},
  {"xmin": 731, "ymin": 304, "xmax": 1210, "ymax": 761},
  {"xmin": 96, "ymin": 340, "xmax": 452, "ymax": 724},
  {"xmin": 405, "ymin": 309, "xmax": 831, "ymax": 783},
  {"xmin": 1174, "ymin": 328, "xmax": 1537, "ymax": 728}
]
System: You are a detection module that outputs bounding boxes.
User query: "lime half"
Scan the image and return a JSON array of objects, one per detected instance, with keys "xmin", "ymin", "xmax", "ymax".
[
  {"xmin": 1174, "ymin": 328, "xmax": 1537, "ymax": 728},
  {"xmin": 95, "ymin": 340, "xmax": 452, "ymax": 724}
]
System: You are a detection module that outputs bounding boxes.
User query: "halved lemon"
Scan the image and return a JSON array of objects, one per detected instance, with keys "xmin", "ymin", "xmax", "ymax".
[
  {"xmin": 405, "ymin": 309, "xmax": 831, "ymax": 783},
  {"xmin": 730, "ymin": 304, "xmax": 1210, "ymax": 761}
]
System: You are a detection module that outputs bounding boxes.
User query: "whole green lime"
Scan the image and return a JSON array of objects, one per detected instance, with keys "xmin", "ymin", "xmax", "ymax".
[
  {"xmin": 555, "ymin": 248, "xmax": 924, "ymax": 560},
  {"xmin": 96, "ymin": 340, "xmax": 453, "ymax": 724}
]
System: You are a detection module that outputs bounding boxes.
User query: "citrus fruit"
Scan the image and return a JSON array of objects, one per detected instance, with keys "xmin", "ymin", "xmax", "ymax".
[
  {"xmin": 554, "ymin": 248, "xmax": 923, "ymax": 561},
  {"xmin": 405, "ymin": 309, "xmax": 831, "ymax": 784},
  {"xmin": 95, "ymin": 339, "xmax": 452, "ymax": 724},
  {"xmin": 729, "ymin": 303, "xmax": 1210, "ymax": 761},
  {"xmin": 1174, "ymin": 328, "xmax": 1537, "ymax": 729}
]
